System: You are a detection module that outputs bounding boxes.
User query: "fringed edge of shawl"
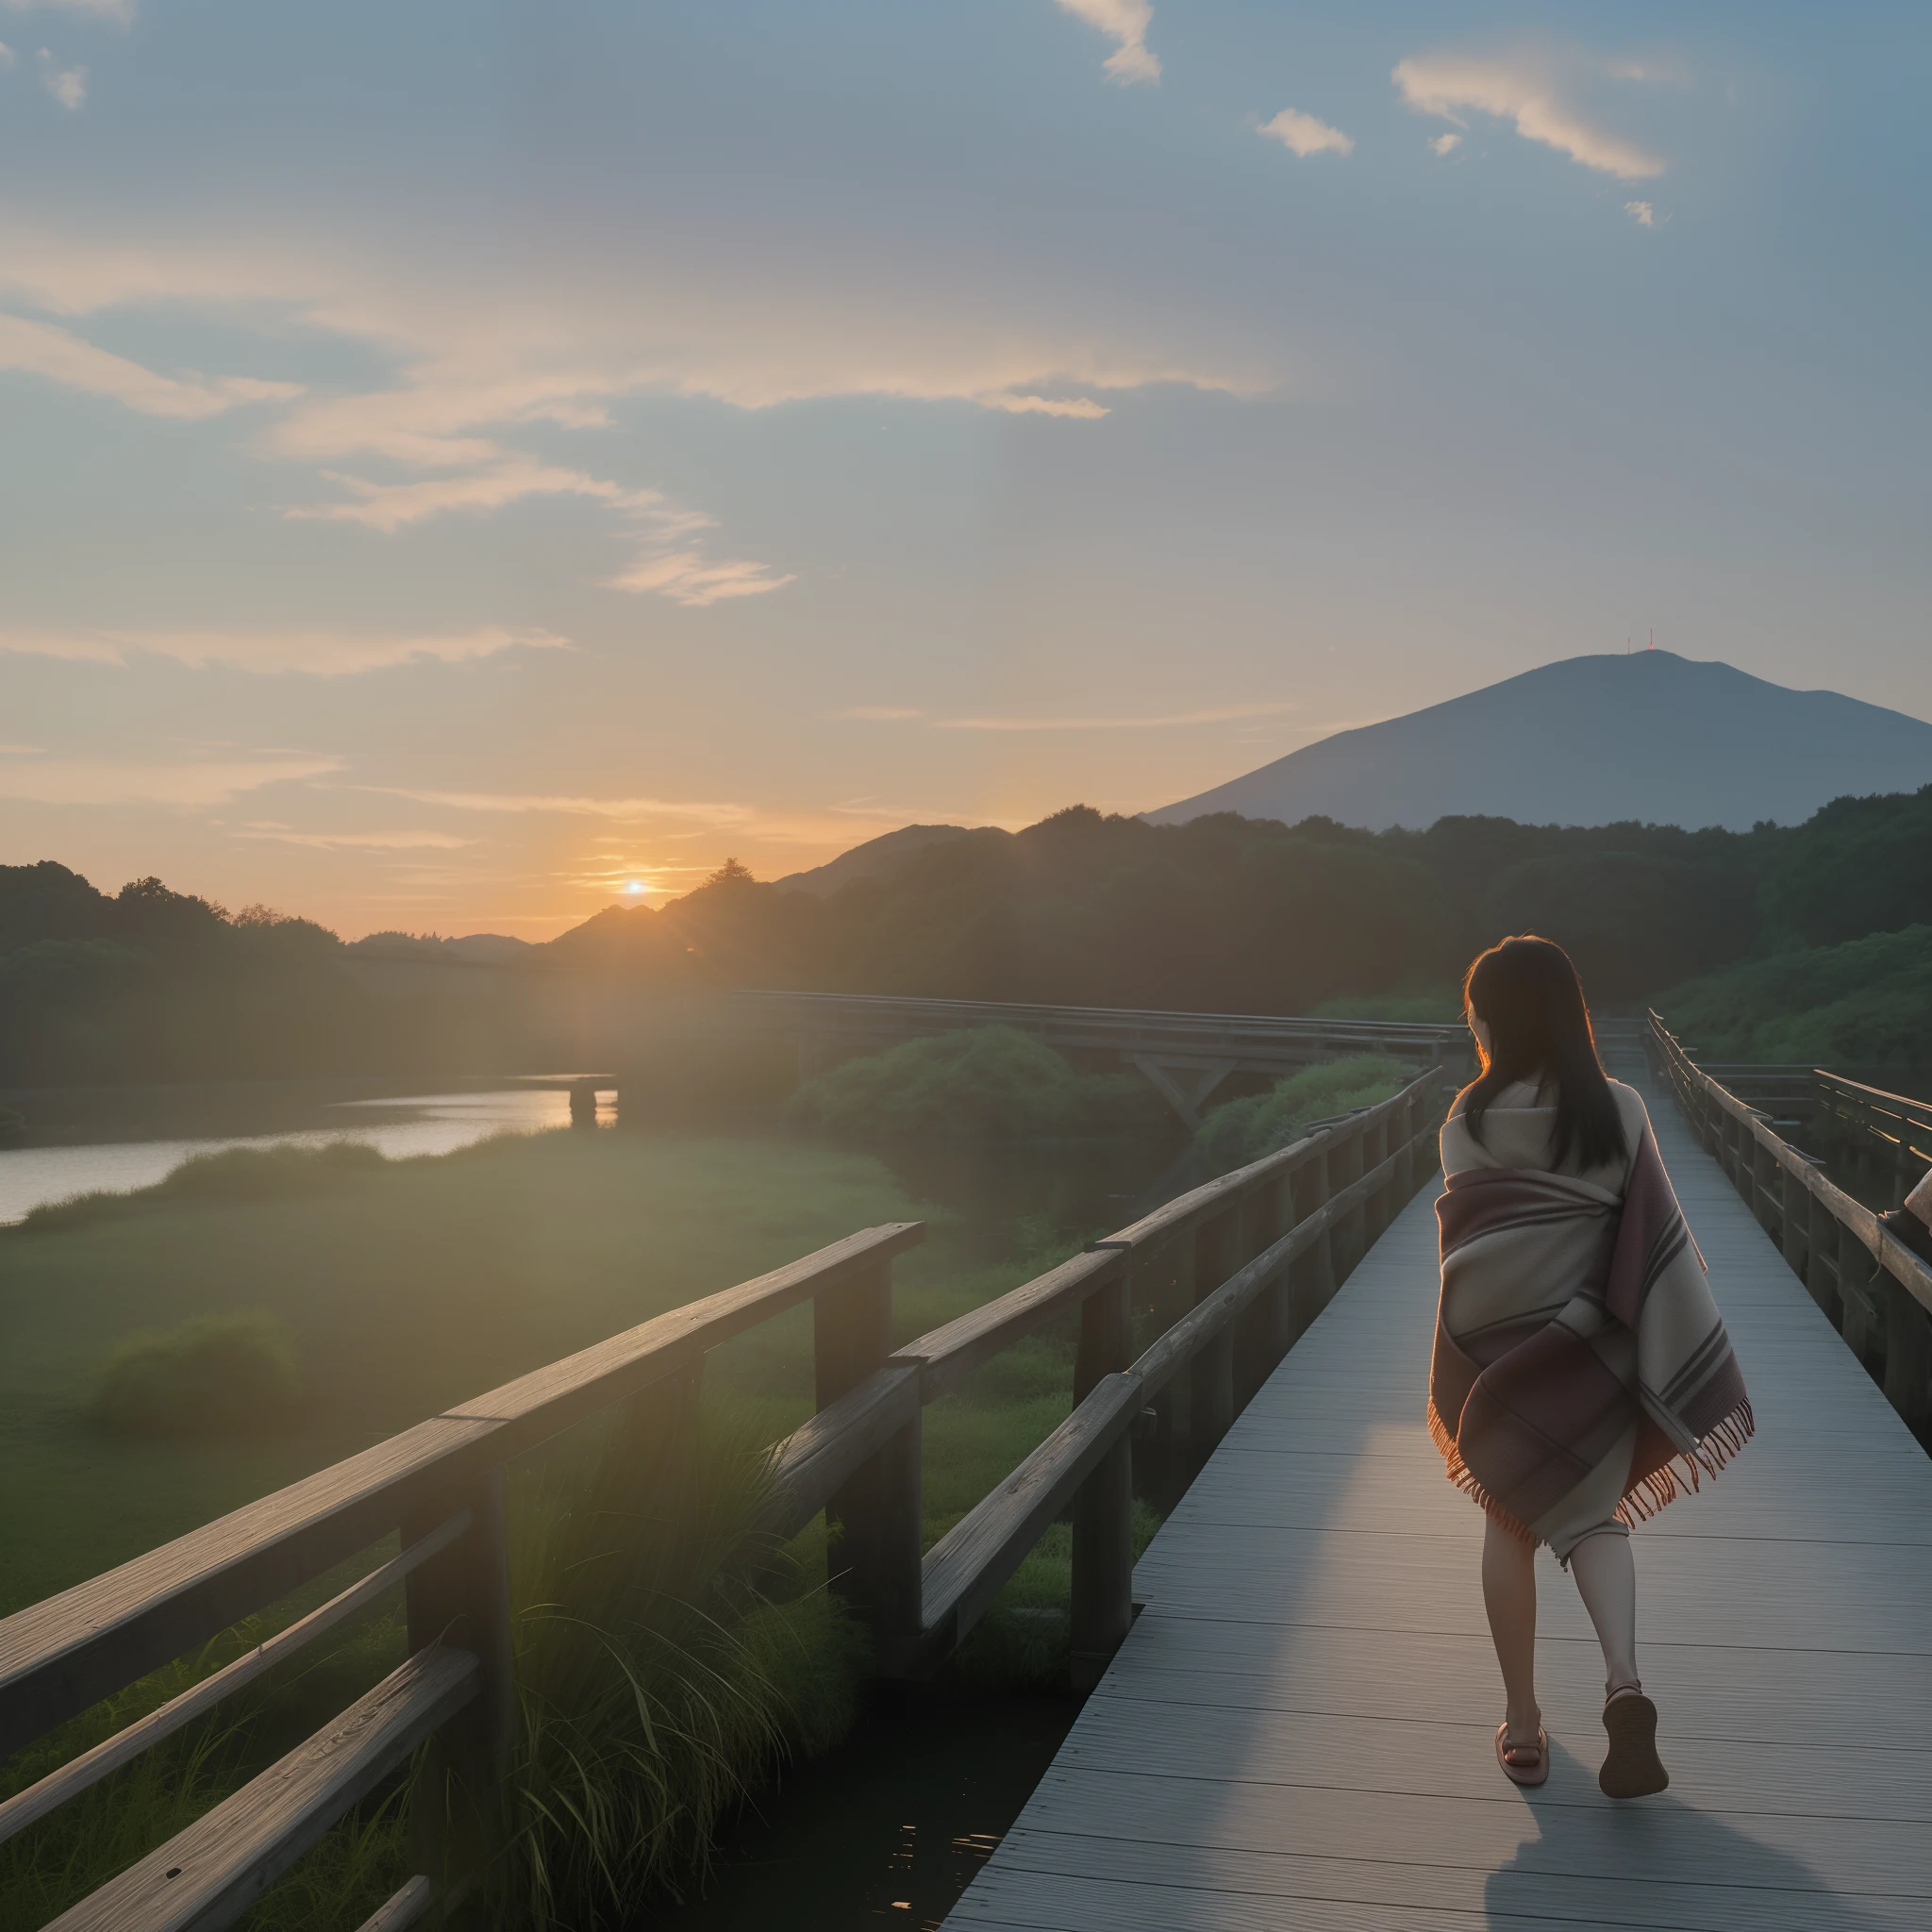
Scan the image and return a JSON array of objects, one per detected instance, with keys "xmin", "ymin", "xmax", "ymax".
[
  {"xmin": 1425, "ymin": 1399, "xmax": 1538, "ymax": 1545},
  {"xmin": 1615, "ymin": 1398, "xmax": 1757, "ymax": 1527}
]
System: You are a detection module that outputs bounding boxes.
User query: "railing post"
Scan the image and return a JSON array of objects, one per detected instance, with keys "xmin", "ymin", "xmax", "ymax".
[
  {"xmin": 1805, "ymin": 1190, "xmax": 1837, "ymax": 1312},
  {"xmin": 1837, "ymin": 1224, "xmax": 1876, "ymax": 1363},
  {"xmin": 1071, "ymin": 1273, "xmax": 1134, "ymax": 1690},
  {"xmin": 1780, "ymin": 1161, "xmax": 1808, "ymax": 1275},
  {"xmin": 1329, "ymin": 1124, "xmax": 1367, "ymax": 1284},
  {"xmin": 816, "ymin": 1260, "xmax": 922, "ymax": 1654},
  {"xmin": 1291, "ymin": 1143, "xmax": 1336, "ymax": 1327},
  {"xmin": 403, "ymin": 1466, "xmax": 515, "ymax": 1903},
  {"xmin": 1258, "ymin": 1171, "xmax": 1298, "ymax": 1366},
  {"xmin": 1881, "ymin": 1276, "xmax": 1932, "ymax": 1435},
  {"xmin": 1189, "ymin": 1211, "xmax": 1236, "ymax": 1447}
]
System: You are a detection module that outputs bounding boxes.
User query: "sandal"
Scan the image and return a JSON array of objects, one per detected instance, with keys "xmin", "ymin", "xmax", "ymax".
[
  {"xmin": 1599, "ymin": 1686, "xmax": 1669, "ymax": 1798},
  {"xmin": 1495, "ymin": 1722, "xmax": 1549, "ymax": 1787}
]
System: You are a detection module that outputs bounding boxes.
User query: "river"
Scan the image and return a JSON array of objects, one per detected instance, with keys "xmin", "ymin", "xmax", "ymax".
[{"xmin": 0, "ymin": 1078, "xmax": 609, "ymax": 1224}]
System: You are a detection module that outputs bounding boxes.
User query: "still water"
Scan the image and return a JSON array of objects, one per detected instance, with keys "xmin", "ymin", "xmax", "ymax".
[{"xmin": 0, "ymin": 1081, "xmax": 608, "ymax": 1224}]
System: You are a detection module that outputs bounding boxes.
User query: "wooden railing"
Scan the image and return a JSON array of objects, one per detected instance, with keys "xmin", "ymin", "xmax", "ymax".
[
  {"xmin": 0, "ymin": 1066, "xmax": 1450, "ymax": 1931},
  {"xmin": 1811, "ymin": 1070, "xmax": 1932, "ymax": 1210},
  {"xmin": 1648, "ymin": 1013, "xmax": 1932, "ymax": 1433}
]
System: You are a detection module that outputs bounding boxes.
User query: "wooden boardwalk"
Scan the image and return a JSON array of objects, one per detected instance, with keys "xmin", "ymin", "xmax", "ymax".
[{"xmin": 948, "ymin": 1091, "xmax": 1932, "ymax": 1930}]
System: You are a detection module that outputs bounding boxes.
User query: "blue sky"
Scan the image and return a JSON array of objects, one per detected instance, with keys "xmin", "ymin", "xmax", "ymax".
[{"xmin": 2, "ymin": 0, "xmax": 1927, "ymax": 934}]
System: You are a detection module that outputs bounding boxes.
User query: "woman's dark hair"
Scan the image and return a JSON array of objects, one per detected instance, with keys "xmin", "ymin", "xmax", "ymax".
[{"xmin": 1460, "ymin": 935, "xmax": 1627, "ymax": 1170}]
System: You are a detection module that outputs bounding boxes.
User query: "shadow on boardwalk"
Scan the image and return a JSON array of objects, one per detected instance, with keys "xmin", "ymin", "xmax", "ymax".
[{"xmin": 1490, "ymin": 1736, "xmax": 1901, "ymax": 1932}]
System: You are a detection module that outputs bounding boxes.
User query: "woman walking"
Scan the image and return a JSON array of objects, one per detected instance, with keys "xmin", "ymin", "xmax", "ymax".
[{"xmin": 1427, "ymin": 937, "xmax": 1753, "ymax": 1799}]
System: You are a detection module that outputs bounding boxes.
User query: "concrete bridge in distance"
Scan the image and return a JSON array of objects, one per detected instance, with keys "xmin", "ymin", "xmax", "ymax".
[{"xmin": 724, "ymin": 989, "xmax": 1475, "ymax": 1126}]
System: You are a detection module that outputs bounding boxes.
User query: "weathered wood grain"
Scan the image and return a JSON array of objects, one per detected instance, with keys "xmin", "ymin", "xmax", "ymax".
[{"xmin": 47, "ymin": 1645, "xmax": 476, "ymax": 1932}]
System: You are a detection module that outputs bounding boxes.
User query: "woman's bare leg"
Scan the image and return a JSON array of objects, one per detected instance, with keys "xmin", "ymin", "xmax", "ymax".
[
  {"xmin": 1481, "ymin": 1515, "xmax": 1541, "ymax": 1745},
  {"xmin": 1568, "ymin": 1529, "xmax": 1639, "ymax": 1696}
]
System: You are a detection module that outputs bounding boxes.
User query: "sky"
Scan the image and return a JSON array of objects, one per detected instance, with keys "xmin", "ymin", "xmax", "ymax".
[{"xmin": 2, "ymin": 0, "xmax": 1928, "ymax": 938}]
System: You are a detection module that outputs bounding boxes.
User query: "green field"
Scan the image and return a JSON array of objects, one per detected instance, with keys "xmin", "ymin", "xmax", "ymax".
[{"xmin": 0, "ymin": 1126, "xmax": 1091, "ymax": 1618}]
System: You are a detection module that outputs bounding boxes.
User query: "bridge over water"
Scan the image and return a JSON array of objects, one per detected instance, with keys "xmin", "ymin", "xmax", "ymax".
[{"xmin": 3, "ymin": 1018, "xmax": 1929, "ymax": 1929}]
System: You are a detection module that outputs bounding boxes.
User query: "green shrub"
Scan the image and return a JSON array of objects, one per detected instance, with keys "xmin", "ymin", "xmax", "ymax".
[
  {"xmin": 789, "ymin": 1025, "xmax": 1161, "ymax": 1142},
  {"xmin": 495, "ymin": 1401, "xmax": 868, "ymax": 1928},
  {"xmin": 1657, "ymin": 925, "xmax": 1932, "ymax": 1065},
  {"xmin": 1196, "ymin": 1054, "xmax": 1410, "ymax": 1172},
  {"xmin": 91, "ymin": 1310, "xmax": 302, "ymax": 1437}
]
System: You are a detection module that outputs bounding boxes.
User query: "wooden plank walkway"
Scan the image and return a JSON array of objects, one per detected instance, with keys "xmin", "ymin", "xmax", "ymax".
[{"xmin": 948, "ymin": 1089, "xmax": 1932, "ymax": 1930}]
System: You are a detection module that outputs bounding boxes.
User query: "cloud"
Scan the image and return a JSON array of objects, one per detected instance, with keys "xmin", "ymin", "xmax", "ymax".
[
  {"xmin": 0, "ymin": 42, "xmax": 13, "ymax": 66},
  {"xmin": 375, "ymin": 787, "xmax": 908, "ymax": 847},
  {"xmin": 979, "ymin": 392, "xmax": 1110, "ymax": 419},
  {"xmin": 604, "ymin": 549, "xmax": 795, "ymax": 606},
  {"xmin": 0, "ymin": 749, "xmax": 341, "ymax": 807},
  {"xmin": 834, "ymin": 707, "xmax": 925, "ymax": 722},
  {"xmin": 236, "ymin": 824, "xmax": 475, "ymax": 850},
  {"xmin": 1625, "ymin": 199, "xmax": 1656, "ymax": 227},
  {"xmin": 288, "ymin": 453, "xmax": 790, "ymax": 608},
  {"xmin": 37, "ymin": 54, "xmax": 84, "ymax": 108},
  {"xmin": 934, "ymin": 701, "xmax": 1294, "ymax": 732},
  {"xmin": 1392, "ymin": 46, "xmax": 1668, "ymax": 180},
  {"xmin": 0, "ymin": 311, "xmax": 301, "ymax": 417},
  {"xmin": 3, "ymin": 0, "xmax": 136, "ymax": 18},
  {"xmin": 0, "ymin": 625, "xmax": 567, "ymax": 675},
  {"xmin": 1258, "ymin": 108, "xmax": 1355, "ymax": 159},
  {"xmin": 1055, "ymin": 0, "xmax": 1158, "ymax": 85},
  {"xmin": 1431, "ymin": 132, "xmax": 1461, "ymax": 156}
]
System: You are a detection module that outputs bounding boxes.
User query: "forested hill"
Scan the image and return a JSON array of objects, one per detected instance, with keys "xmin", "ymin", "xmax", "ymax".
[{"xmin": 5, "ymin": 784, "xmax": 1929, "ymax": 1084}]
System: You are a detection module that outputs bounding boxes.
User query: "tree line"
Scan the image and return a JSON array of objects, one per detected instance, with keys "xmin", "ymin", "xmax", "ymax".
[{"xmin": 4, "ymin": 784, "xmax": 1928, "ymax": 1085}]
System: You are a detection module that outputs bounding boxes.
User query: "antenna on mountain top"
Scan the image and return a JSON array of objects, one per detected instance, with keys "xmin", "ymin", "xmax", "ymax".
[{"xmin": 1648, "ymin": 627, "xmax": 1655, "ymax": 651}]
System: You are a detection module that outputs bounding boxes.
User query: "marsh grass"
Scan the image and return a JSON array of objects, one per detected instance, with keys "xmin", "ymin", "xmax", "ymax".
[
  {"xmin": 23, "ymin": 1140, "xmax": 388, "ymax": 1234},
  {"xmin": 495, "ymin": 1403, "xmax": 867, "ymax": 1929}
]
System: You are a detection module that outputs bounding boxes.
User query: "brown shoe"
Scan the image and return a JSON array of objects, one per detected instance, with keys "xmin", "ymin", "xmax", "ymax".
[{"xmin": 1600, "ymin": 1690, "xmax": 1669, "ymax": 1799}]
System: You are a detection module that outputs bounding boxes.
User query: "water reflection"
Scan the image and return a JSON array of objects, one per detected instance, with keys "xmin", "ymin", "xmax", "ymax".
[{"xmin": 0, "ymin": 1085, "xmax": 612, "ymax": 1224}]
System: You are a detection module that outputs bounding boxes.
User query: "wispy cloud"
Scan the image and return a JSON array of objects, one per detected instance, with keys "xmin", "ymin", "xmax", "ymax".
[
  {"xmin": 237, "ymin": 824, "xmax": 475, "ymax": 851},
  {"xmin": 979, "ymin": 391, "xmax": 1110, "ymax": 419},
  {"xmin": 0, "ymin": 625, "xmax": 567, "ymax": 675},
  {"xmin": 0, "ymin": 42, "xmax": 14, "ymax": 67},
  {"xmin": 3, "ymin": 0, "xmax": 137, "ymax": 19},
  {"xmin": 0, "ymin": 748, "xmax": 341, "ymax": 807},
  {"xmin": 1258, "ymin": 108, "xmax": 1354, "ymax": 159},
  {"xmin": 832, "ymin": 706, "xmax": 924, "ymax": 722},
  {"xmin": 934, "ymin": 702, "xmax": 1294, "ymax": 732},
  {"xmin": 1392, "ymin": 45, "xmax": 1669, "ymax": 180},
  {"xmin": 1625, "ymin": 199, "xmax": 1657, "ymax": 227},
  {"xmin": 1055, "ymin": 0, "xmax": 1158, "ymax": 85},
  {"xmin": 36, "ymin": 50, "xmax": 84, "ymax": 108},
  {"xmin": 604, "ymin": 549, "xmax": 794, "ymax": 607},
  {"xmin": 283, "ymin": 425, "xmax": 791, "ymax": 607},
  {"xmin": 375, "ymin": 787, "xmax": 908, "ymax": 848},
  {"xmin": 0, "ymin": 311, "xmax": 301, "ymax": 417},
  {"xmin": 1431, "ymin": 132, "xmax": 1461, "ymax": 156}
]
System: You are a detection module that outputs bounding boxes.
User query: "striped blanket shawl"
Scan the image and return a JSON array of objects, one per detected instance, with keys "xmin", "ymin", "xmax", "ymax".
[{"xmin": 1427, "ymin": 1120, "xmax": 1753, "ymax": 1542}]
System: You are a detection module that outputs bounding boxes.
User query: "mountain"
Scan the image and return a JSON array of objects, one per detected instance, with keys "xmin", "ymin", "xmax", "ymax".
[
  {"xmin": 1146, "ymin": 652, "xmax": 1932, "ymax": 833},
  {"xmin": 773, "ymin": 823, "xmax": 997, "ymax": 896}
]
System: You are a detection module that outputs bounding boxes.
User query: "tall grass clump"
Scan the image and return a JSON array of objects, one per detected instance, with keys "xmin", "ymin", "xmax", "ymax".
[
  {"xmin": 1196, "ymin": 1054, "xmax": 1410, "ymax": 1172},
  {"xmin": 90, "ymin": 1310, "xmax": 302, "ymax": 1437},
  {"xmin": 493, "ymin": 1398, "xmax": 869, "ymax": 1929},
  {"xmin": 789, "ymin": 1025, "xmax": 1161, "ymax": 1142}
]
